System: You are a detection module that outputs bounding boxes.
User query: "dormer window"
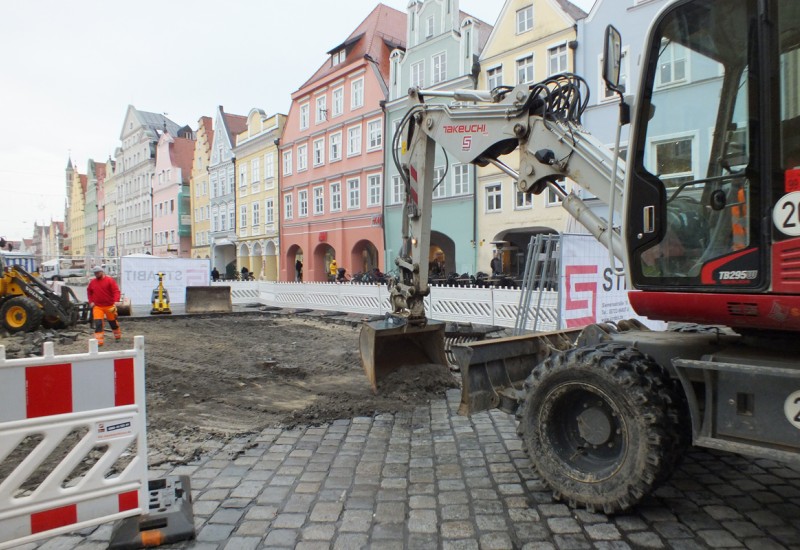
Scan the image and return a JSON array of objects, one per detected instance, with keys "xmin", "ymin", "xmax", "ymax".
[
  {"xmin": 331, "ymin": 49, "xmax": 346, "ymax": 67},
  {"xmin": 426, "ymin": 16, "xmax": 435, "ymax": 38}
]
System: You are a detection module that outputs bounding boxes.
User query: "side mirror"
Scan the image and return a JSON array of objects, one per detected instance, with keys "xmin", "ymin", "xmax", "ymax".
[{"xmin": 603, "ymin": 25, "xmax": 623, "ymax": 95}]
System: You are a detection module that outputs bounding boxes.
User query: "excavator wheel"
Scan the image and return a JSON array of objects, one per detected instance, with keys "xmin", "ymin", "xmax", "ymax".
[
  {"xmin": 517, "ymin": 343, "xmax": 678, "ymax": 514},
  {"xmin": 1, "ymin": 296, "xmax": 44, "ymax": 333}
]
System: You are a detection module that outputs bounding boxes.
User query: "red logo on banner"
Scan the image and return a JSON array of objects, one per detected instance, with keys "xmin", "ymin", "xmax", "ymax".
[
  {"xmin": 564, "ymin": 265, "xmax": 598, "ymax": 328},
  {"xmin": 319, "ymin": 232, "xmax": 327, "ymax": 242}
]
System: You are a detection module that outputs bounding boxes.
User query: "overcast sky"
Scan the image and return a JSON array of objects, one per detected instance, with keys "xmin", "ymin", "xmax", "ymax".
[{"xmin": 0, "ymin": 0, "xmax": 594, "ymax": 242}]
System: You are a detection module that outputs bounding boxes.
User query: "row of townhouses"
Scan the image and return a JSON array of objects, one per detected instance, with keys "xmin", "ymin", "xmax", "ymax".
[{"xmin": 55, "ymin": 0, "xmax": 685, "ymax": 282}]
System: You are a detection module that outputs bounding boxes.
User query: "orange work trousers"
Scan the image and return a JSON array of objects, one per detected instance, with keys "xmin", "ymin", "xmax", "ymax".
[{"xmin": 93, "ymin": 305, "xmax": 121, "ymax": 345}]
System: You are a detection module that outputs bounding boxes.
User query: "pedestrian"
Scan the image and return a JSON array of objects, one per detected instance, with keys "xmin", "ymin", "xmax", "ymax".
[
  {"xmin": 241, "ymin": 266, "xmax": 250, "ymax": 280},
  {"xmin": 211, "ymin": 267, "xmax": 220, "ymax": 282},
  {"xmin": 490, "ymin": 251, "xmax": 503, "ymax": 277},
  {"xmin": 86, "ymin": 265, "xmax": 121, "ymax": 346},
  {"xmin": 329, "ymin": 258, "xmax": 338, "ymax": 282},
  {"xmin": 336, "ymin": 266, "xmax": 347, "ymax": 282},
  {"xmin": 295, "ymin": 259, "xmax": 303, "ymax": 281}
]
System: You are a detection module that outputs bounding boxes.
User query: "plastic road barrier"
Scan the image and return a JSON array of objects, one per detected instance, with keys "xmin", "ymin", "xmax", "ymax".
[{"xmin": 0, "ymin": 337, "xmax": 149, "ymax": 549}]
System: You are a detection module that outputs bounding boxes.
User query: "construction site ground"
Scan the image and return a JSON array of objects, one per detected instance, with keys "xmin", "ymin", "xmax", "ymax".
[{"xmin": 6, "ymin": 308, "xmax": 800, "ymax": 549}]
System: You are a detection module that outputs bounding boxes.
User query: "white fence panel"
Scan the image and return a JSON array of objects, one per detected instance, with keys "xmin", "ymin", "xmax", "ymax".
[
  {"xmin": 492, "ymin": 288, "xmax": 560, "ymax": 332},
  {"xmin": 338, "ymin": 283, "xmax": 384, "ymax": 316},
  {"xmin": 224, "ymin": 281, "xmax": 261, "ymax": 304},
  {"xmin": 0, "ymin": 337, "xmax": 148, "ymax": 549},
  {"xmin": 428, "ymin": 286, "xmax": 494, "ymax": 326}
]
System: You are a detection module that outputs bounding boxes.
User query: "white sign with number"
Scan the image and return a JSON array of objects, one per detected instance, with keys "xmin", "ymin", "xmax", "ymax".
[
  {"xmin": 785, "ymin": 390, "xmax": 800, "ymax": 429},
  {"xmin": 773, "ymin": 191, "xmax": 800, "ymax": 236}
]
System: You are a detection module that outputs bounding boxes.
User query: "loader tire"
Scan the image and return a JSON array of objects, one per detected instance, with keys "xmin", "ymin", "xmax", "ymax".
[
  {"xmin": 517, "ymin": 343, "xmax": 677, "ymax": 514},
  {"xmin": 2, "ymin": 296, "xmax": 44, "ymax": 333}
]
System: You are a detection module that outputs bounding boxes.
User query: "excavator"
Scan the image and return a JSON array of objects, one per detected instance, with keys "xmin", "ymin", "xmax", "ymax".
[{"xmin": 361, "ymin": 0, "xmax": 800, "ymax": 513}]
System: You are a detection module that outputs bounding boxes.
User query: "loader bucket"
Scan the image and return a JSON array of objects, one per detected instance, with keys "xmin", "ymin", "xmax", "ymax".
[
  {"xmin": 453, "ymin": 329, "xmax": 581, "ymax": 417},
  {"xmin": 185, "ymin": 286, "xmax": 232, "ymax": 314},
  {"xmin": 360, "ymin": 317, "xmax": 448, "ymax": 393}
]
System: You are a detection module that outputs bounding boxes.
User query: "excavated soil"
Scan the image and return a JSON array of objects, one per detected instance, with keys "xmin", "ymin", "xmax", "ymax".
[{"xmin": 5, "ymin": 314, "xmax": 459, "ymax": 468}]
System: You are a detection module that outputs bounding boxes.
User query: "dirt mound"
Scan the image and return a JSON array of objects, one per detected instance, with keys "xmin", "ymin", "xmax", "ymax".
[{"xmin": 1, "ymin": 314, "xmax": 461, "ymax": 468}]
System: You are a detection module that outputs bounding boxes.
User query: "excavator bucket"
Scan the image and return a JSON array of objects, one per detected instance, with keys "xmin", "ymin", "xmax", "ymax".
[
  {"xmin": 452, "ymin": 329, "xmax": 581, "ymax": 416},
  {"xmin": 360, "ymin": 317, "xmax": 448, "ymax": 393}
]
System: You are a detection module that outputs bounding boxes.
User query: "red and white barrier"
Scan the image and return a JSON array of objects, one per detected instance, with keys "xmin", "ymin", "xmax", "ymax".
[{"xmin": 0, "ymin": 337, "xmax": 148, "ymax": 549}]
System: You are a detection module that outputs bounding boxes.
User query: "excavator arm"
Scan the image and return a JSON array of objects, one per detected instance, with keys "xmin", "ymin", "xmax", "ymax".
[
  {"xmin": 360, "ymin": 73, "xmax": 629, "ymax": 393},
  {"xmin": 392, "ymin": 75, "xmax": 627, "ymax": 324}
]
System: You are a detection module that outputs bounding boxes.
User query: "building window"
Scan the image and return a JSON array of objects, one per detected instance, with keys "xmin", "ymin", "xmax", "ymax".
[
  {"xmin": 367, "ymin": 174, "xmax": 382, "ymax": 206},
  {"xmin": 426, "ymin": 16, "xmax": 435, "ymax": 38},
  {"xmin": 240, "ymin": 204, "xmax": 247, "ymax": 228},
  {"xmin": 652, "ymin": 136, "xmax": 694, "ymax": 184},
  {"xmin": 283, "ymin": 150, "xmax": 292, "ymax": 175},
  {"xmin": 313, "ymin": 186, "xmax": 324, "ymax": 214},
  {"xmin": 330, "ymin": 132, "xmax": 342, "ymax": 161},
  {"xmin": 351, "ymin": 78, "xmax": 364, "ymax": 109},
  {"xmin": 347, "ymin": 178, "xmax": 360, "ymax": 209},
  {"xmin": 313, "ymin": 138, "xmax": 325, "ymax": 166},
  {"xmin": 432, "ymin": 166, "xmax": 446, "ymax": 198},
  {"xmin": 330, "ymin": 181, "xmax": 342, "ymax": 212},
  {"xmin": 517, "ymin": 55, "xmax": 534, "ymax": 84},
  {"xmin": 453, "ymin": 164, "xmax": 470, "ymax": 195},
  {"xmin": 656, "ymin": 40, "xmax": 687, "ymax": 87},
  {"xmin": 546, "ymin": 186, "xmax": 564, "ymax": 206},
  {"xmin": 252, "ymin": 202, "xmax": 260, "ymax": 226},
  {"xmin": 265, "ymin": 198, "xmax": 274, "ymax": 225},
  {"xmin": 516, "ymin": 190, "xmax": 533, "ymax": 209},
  {"xmin": 228, "ymin": 171, "xmax": 235, "ymax": 194},
  {"xmin": 548, "ymin": 44, "xmax": 568, "ymax": 76},
  {"xmin": 332, "ymin": 87, "xmax": 344, "ymax": 117},
  {"xmin": 432, "ymin": 52, "xmax": 447, "ymax": 85},
  {"xmin": 265, "ymin": 153, "xmax": 275, "ymax": 182},
  {"xmin": 250, "ymin": 158, "xmax": 260, "ymax": 183},
  {"xmin": 516, "ymin": 5, "xmax": 533, "ymax": 34},
  {"xmin": 298, "ymin": 189, "xmax": 308, "ymax": 217},
  {"xmin": 486, "ymin": 184, "xmax": 502, "ymax": 212},
  {"xmin": 297, "ymin": 144, "xmax": 308, "ymax": 171},
  {"xmin": 316, "ymin": 95, "xmax": 327, "ymax": 123},
  {"xmin": 391, "ymin": 175, "xmax": 405, "ymax": 205},
  {"xmin": 284, "ymin": 194, "xmax": 293, "ymax": 220},
  {"xmin": 487, "ymin": 65, "xmax": 503, "ymax": 89},
  {"xmin": 331, "ymin": 49, "xmax": 345, "ymax": 66},
  {"xmin": 367, "ymin": 119, "xmax": 382, "ymax": 150},
  {"xmin": 212, "ymin": 206, "xmax": 219, "ymax": 232},
  {"xmin": 411, "ymin": 61, "xmax": 425, "ymax": 88},
  {"xmin": 299, "ymin": 103, "xmax": 309, "ymax": 130},
  {"xmin": 239, "ymin": 165, "xmax": 247, "ymax": 189},
  {"xmin": 348, "ymin": 125, "xmax": 362, "ymax": 156}
]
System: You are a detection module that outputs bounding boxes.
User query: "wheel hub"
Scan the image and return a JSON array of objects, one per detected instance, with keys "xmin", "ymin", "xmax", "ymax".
[{"xmin": 577, "ymin": 406, "xmax": 613, "ymax": 445}]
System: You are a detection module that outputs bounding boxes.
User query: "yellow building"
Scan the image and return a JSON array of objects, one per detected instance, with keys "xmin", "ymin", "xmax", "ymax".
[
  {"xmin": 476, "ymin": 0, "xmax": 585, "ymax": 278},
  {"xmin": 233, "ymin": 110, "xmax": 286, "ymax": 280},
  {"xmin": 191, "ymin": 116, "xmax": 213, "ymax": 259},
  {"xmin": 66, "ymin": 162, "xmax": 87, "ymax": 261}
]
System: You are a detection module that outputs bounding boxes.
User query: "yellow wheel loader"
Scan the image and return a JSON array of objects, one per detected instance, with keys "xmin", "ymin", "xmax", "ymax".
[{"xmin": 0, "ymin": 255, "xmax": 90, "ymax": 333}]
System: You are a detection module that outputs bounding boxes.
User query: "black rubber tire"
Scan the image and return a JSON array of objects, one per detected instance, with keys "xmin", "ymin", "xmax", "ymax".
[
  {"xmin": 1, "ymin": 296, "xmax": 44, "ymax": 333},
  {"xmin": 517, "ymin": 343, "xmax": 678, "ymax": 514}
]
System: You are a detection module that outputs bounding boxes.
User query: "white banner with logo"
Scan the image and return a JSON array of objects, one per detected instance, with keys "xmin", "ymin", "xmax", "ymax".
[
  {"xmin": 559, "ymin": 234, "xmax": 667, "ymax": 330},
  {"xmin": 119, "ymin": 256, "xmax": 210, "ymax": 305}
]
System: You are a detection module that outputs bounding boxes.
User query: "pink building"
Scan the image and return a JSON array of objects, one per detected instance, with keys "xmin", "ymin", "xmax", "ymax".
[
  {"xmin": 153, "ymin": 127, "xmax": 196, "ymax": 257},
  {"xmin": 279, "ymin": 4, "xmax": 406, "ymax": 282}
]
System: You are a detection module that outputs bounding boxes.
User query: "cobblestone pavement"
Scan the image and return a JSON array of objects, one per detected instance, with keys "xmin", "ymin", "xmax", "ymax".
[{"xmin": 27, "ymin": 389, "xmax": 800, "ymax": 550}]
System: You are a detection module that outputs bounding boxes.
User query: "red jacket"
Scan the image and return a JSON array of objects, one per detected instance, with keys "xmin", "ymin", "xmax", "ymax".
[{"xmin": 87, "ymin": 275, "xmax": 121, "ymax": 307}]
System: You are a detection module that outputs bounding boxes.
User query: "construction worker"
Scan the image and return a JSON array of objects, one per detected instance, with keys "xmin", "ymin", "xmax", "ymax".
[{"xmin": 87, "ymin": 265, "xmax": 121, "ymax": 346}]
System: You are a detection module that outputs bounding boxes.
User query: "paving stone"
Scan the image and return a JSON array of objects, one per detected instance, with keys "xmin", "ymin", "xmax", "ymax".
[
  {"xmin": 340, "ymin": 510, "xmax": 373, "ymax": 532},
  {"xmin": 547, "ymin": 517, "xmax": 582, "ymax": 535},
  {"xmin": 585, "ymin": 523, "xmax": 622, "ymax": 541},
  {"xmin": 476, "ymin": 514, "xmax": 508, "ymax": 532},
  {"xmin": 302, "ymin": 523, "xmax": 336, "ymax": 541},
  {"xmin": 310, "ymin": 501, "xmax": 343, "ymax": 522},
  {"xmin": 408, "ymin": 509, "xmax": 438, "ymax": 533},
  {"xmin": 375, "ymin": 501, "xmax": 406, "ymax": 523},
  {"xmin": 222, "ymin": 537, "xmax": 262, "ymax": 550},
  {"xmin": 196, "ymin": 523, "xmax": 236, "ymax": 542},
  {"xmin": 441, "ymin": 520, "xmax": 475, "ymax": 539},
  {"xmin": 626, "ymin": 532, "xmax": 666, "ymax": 548},
  {"xmin": 333, "ymin": 533, "xmax": 369, "ymax": 550},
  {"xmin": 273, "ymin": 513, "xmax": 307, "ymax": 529},
  {"xmin": 443, "ymin": 541, "xmax": 481, "ymax": 550},
  {"xmin": 697, "ymin": 529, "xmax": 750, "ymax": 547},
  {"xmin": 263, "ymin": 528, "xmax": 298, "ymax": 547},
  {"xmin": 479, "ymin": 532, "xmax": 515, "ymax": 549},
  {"xmin": 209, "ymin": 508, "xmax": 245, "ymax": 524}
]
